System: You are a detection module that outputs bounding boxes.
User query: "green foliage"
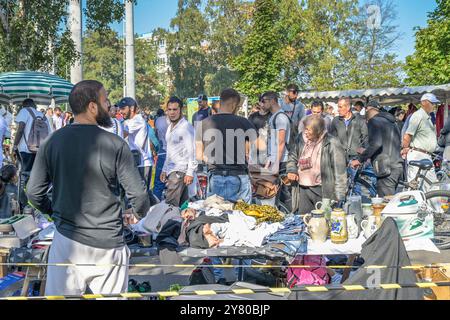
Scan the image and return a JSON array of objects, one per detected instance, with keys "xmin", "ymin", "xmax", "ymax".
[
  {"xmin": 85, "ymin": 0, "xmax": 135, "ymax": 32},
  {"xmin": 232, "ymin": 0, "xmax": 285, "ymax": 100},
  {"xmin": 0, "ymin": 0, "xmax": 76, "ymax": 73},
  {"xmin": 166, "ymin": 0, "xmax": 210, "ymax": 98},
  {"xmin": 83, "ymin": 29, "xmax": 164, "ymax": 110},
  {"xmin": 405, "ymin": 0, "xmax": 450, "ymax": 85}
]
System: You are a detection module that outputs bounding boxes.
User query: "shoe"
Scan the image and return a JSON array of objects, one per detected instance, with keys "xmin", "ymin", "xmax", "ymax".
[{"xmin": 128, "ymin": 279, "xmax": 138, "ymax": 292}]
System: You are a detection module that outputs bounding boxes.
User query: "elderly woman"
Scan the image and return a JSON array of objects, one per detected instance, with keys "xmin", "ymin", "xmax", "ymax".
[{"xmin": 287, "ymin": 115, "xmax": 347, "ymax": 214}]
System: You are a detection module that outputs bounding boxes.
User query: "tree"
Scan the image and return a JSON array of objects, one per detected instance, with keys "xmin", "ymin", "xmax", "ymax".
[
  {"xmin": 405, "ymin": 0, "xmax": 450, "ymax": 85},
  {"xmin": 232, "ymin": 0, "xmax": 285, "ymax": 101},
  {"xmin": 167, "ymin": 0, "xmax": 210, "ymax": 98},
  {"xmin": 83, "ymin": 29, "xmax": 163, "ymax": 109},
  {"xmin": 0, "ymin": 0, "xmax": 133, "ymax": 78},
  {"xmin": 203, "ymin": 0, "xmax": 252, "ymax": 95},
  {"xmin": 343, "ymin": 0, "xmax": 403, "ymax": 89},
  {"xmin": 0, "ymin": 0, "xmax": 76, "ymax": 73}
]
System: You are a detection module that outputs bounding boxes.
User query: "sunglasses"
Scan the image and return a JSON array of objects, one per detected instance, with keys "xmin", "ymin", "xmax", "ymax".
[{"xmin": 288, "ymin": 90, "xmax": 298, "ymax": 94}]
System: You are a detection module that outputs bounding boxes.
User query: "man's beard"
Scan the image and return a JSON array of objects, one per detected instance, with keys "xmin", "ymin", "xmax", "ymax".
[{"xmin": 97, "ymin": 106, "xmax": 113, "ymax": 128}]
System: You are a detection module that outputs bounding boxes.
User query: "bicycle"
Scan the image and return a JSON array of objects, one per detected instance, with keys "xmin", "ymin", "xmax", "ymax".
[
  {"xmin": 346, "ymin": 163, "xmax": 377, "ymax": 202},
  {"xmin": 396, "ymin": 158, "xmax": 450, "ymax": 249}
]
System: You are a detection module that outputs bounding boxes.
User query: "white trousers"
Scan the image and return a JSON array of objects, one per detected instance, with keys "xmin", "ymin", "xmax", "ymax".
[
  {"xmin": 407, "ymin": 150, "xmax": 438, "ymax": 191},
  {"xmin": 407, "ymin": 150, "xmax": 442, "ymax": 212},
  {"xmin": 45, "ymin": 229, "xmax": 130, "ymax": 297}
]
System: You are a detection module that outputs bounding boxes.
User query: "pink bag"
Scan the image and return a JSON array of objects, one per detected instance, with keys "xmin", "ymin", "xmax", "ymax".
[{"xmin": 286, "ymin": 255, "xmax": 330, "ymax": 287}]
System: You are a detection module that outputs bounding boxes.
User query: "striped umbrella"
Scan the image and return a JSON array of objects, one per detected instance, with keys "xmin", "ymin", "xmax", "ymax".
[{"xmin": 0, "ymin": 71, "xmax": 73, "ymax": 106}]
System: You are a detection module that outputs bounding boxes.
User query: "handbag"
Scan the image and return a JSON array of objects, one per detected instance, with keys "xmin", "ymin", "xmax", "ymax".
[{"xmin": 250, "ymin": 172, "xmax": 279, "ymax": 199}]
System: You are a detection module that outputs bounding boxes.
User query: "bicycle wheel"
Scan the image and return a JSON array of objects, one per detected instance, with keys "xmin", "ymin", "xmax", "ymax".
[
  {"xmin": 425, "ymin": 190, "xmax": 450, "ymax": 250},
  {"xmin": 353, "ymin": 177, "xmax": 376, "ymax": 203}
]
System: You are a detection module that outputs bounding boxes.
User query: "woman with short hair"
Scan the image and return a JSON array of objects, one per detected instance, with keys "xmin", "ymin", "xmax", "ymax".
[{"xmin": 287, "ymin": 115, "xmax": 347, "ymax": 214}]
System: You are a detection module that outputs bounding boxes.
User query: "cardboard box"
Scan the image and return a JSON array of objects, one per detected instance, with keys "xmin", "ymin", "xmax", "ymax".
[
  {"xmin": 11, "ymin": 215, "xmax": 40, "ymax": 239},
  {"xmin": 0, "ymin": 235, "xmax": 29, "ymax": 249}
]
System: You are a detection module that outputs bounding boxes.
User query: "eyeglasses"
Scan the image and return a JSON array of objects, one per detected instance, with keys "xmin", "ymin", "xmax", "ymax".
[{"xmin": 288, "ymin": 90, "xmax": 298, "ymax": 94}]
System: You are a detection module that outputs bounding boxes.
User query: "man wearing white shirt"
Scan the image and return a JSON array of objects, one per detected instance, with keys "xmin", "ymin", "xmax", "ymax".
[
  {"xmin": 160, "ymin": 97, "xmax": 197, "ymax": 207},
  {"xmin": 100, "ymin": 100, "xmax": 124, "ymax": 138},
  {"xmin": 52, "ymin": 107, "xmax": 64, "ymax": 130},
  {"xmin": 118, "ymin": 97, "xmax": 154, "ymax": 192},
  {"xmin": 0, "ymin": 106, "xmax": 12, "ymax": 140},
  {"xmin": 13, "ymin": 99, "xmax": 53, "ymax": 172},
  {"xmin": 13, "ymin": 99, "xmax": 53, "ymax": 207}
]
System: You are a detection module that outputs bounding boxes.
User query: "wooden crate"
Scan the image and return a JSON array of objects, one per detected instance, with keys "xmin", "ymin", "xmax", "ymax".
[{"xmin": 416, "ymin": 266, "xmax": 450, "ymax": 300}]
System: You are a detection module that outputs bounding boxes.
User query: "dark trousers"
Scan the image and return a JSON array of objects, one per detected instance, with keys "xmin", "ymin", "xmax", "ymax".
[
  {"xmin": 165, "ymin": 171, "xmax": 189, "ymax": 208},
  {"xmin": 279, "ymin": 162, "xmax": 292, "ymax": 212},
  {"xmin": 298, "ymin": 185, "xmax": 322, "ymax": 215},
  {"xmin": 18, "ymin": 152, "xmax": 36, "ymax": 207},
  {"xmin": 153, "ymin": 153, "xmax": 166, "ymax": 200},
  {"xmin": 377, "ymin": 167, "xmax": 403, "ymax": 198},
  {"xmin": 19, "ymin": 152, "xmax": 36, "ymax": 173},
  {"xmin": 138, "ymin": 166, "xmax": 152, "ymax": 193}
]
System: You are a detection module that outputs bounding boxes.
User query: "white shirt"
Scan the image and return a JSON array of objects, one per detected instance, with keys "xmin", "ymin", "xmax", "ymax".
[
  {"xmin": 15, "ymin": 107, "xmax": 53, "ymax": 153},
  {"xmin": 100, "ymin": 118, "xmax": 124, "ymax": 139},
  {"xmin": 0, "ymin": 108, "xmax": 12, "ymax": 138},
  {"xmin": 0, "ymin": 115, "xmax": 7, "ymax": 169},
  {"xmin": 124, "ymin": 114, "xmax": 152, "ymax": 167},
  {"xmin": 52, "ymin": 114, "xmax": 64, "ymax": 130},
  {"xmin": 163, "ymin": 117, "xmax": 198, "ymax": 177}
]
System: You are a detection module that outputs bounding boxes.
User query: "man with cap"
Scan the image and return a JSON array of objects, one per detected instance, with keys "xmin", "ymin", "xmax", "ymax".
[
  {"xmin": 350, "ymin": 100, "xmax": 403, "ymax": 197},
  {"xmin": 118, "ymin": 97, "xmax": 156, "ymax": 192},
  {"xmin": 401, "ymin": 93, "xmax": 440, "ymax": 190},
  {"xmin": 192, "ymin": 94, "xmax": 211, "ymax": 127}
]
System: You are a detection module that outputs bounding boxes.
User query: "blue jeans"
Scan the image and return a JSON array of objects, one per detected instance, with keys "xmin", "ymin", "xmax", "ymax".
[
  {"xmin": 208, "ymin": 174, "xmax": 252, "ymax": 203},
  {"xmin": 153, "ymin": 153, "xmax": 166, "ymax": 200}
]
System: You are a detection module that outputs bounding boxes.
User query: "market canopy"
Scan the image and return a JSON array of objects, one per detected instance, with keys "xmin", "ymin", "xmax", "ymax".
[
  {"xmin": 0, "ymin": 71, "xmax": 73, "ymax": 106},
  {"xmin": 298, "ymin": 83, "xmax": 450, "ymax": 106}
]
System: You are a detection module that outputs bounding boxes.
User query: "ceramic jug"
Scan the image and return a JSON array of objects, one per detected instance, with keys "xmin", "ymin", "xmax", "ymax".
[
  {"xmin": 303, "ymin": 210, "xmax": 329, "ymax": 243},
  {"xmin": 346, "ymin": 214, "xmax": 359, "ymax": 239},
  {"xmin": 361, "ymin": 216, "xmax": 381, "ymax": 239},
  {"xmin": 315, "ymin": 198, "xmax": 336, "ymax": 221}
]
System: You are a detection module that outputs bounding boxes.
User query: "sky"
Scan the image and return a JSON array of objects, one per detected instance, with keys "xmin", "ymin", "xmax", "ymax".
[{"xmin": 106, "ymin": 0, "xmax": 437, "ymax": 62}]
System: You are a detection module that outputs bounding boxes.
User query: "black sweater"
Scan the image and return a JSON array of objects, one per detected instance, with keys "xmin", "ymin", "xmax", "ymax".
[
  {"xmin": 357, "ymin": 112, "xmax": 403, "ymax": 169},
  {"xmin": 26, "ymin": 124, "xmax": 150, "ymax": 249}
]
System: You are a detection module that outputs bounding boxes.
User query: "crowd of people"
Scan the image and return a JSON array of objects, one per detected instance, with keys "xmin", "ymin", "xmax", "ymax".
[{"xmin": 0, "ymin": 79, "xmax": 446, "ymax": 296}]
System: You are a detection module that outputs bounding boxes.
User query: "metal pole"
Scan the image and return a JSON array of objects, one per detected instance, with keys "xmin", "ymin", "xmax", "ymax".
[
  {"xmin": 125, "ymin": 0, "xmax": 136, "ymax": 99},
  {"xmin": 69, "ymin": 0, "xmax": 83, "ymax": 84}
]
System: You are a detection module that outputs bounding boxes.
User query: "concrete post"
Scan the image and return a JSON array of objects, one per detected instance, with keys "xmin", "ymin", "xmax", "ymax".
[
  {"xmin": 69, "ymin": 0, "xmax": 83, "ymax": 84},
  {"xmin": 125, "ymin": 0, "xmax": 136, "ymax": 99}
]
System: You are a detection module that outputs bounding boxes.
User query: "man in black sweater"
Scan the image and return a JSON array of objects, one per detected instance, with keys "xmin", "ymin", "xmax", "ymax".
[
  {"xmin": 350, "ymin": 101, "xmax": 403, "ymax": 197},
  {"xmin": 26, "ymin": 80, "xmax": 150, "ymax": 297}
]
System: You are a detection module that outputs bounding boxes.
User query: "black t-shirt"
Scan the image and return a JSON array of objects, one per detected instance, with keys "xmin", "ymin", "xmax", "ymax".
[
  {"xmin": 196, "ymin": 113, "xmax": 257, "ymax": 172},
  {"xmin": 248, "ymin": 111, "xmax": 271, "ymax": 132}
]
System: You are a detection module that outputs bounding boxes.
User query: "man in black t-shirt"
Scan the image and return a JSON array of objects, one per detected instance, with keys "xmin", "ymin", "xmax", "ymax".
[{"xmin": 196, "ymin": 88, "xmax": 257, "ymax": 203}]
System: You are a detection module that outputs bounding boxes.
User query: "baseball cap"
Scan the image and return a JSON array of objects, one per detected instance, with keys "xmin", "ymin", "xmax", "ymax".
[
  {"xmin": 366, "ymin": 100, "xmax": 381, "ymax": 110},
  {"xmin": 117, "ymin": 97, "xmax": 137, "ymax": 109},
  {"xmin": 197, "ymin": 94, "xmax": 208, "ymax": 102},
  {"xmin": 421, "ymin": 93, "xmax": 440, "ymax": 104}
]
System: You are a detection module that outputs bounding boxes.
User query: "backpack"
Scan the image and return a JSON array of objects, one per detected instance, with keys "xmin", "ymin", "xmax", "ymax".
[{"xmin": 24, "ymin": 108, "xmax": 49, "ymax": 153}]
